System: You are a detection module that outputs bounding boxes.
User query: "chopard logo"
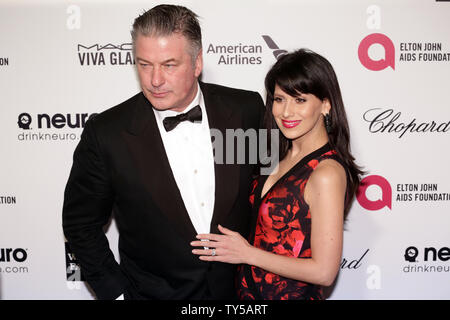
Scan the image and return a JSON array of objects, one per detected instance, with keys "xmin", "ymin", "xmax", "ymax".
[{"xmin": 363, "ymin": 108, "xmax": 450, "ymax": 138}]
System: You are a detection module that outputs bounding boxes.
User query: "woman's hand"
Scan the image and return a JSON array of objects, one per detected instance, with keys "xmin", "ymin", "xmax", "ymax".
[{"xmin": 191, "ymin": 224, "xmax": 254, "ymax": 264}]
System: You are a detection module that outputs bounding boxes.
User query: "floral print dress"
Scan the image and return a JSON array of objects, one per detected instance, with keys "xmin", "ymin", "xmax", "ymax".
[{"xmin": 237, "ymin": 143, "xmax": 345, "ymax": 300}]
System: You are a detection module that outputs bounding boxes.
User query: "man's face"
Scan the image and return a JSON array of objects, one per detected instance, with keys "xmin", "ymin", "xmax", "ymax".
[{"xmin": 135, "ymin": 33, "xmax": 202, "ymax": 112}]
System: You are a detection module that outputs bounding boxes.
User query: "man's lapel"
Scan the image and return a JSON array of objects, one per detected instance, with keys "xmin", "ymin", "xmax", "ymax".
[
  {"xmin": 201, "ymin": 82, "xmax": 242, "ymax": 234},
  {"xmin": 123, "ymin": 93, "xmax": 197, "ymax": 242},
  {"xmin": 123, "ymin": 84, "xmax": 243, "ymax": 240}
]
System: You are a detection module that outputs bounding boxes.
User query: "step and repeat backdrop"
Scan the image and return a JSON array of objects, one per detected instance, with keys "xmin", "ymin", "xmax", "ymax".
[{"xmin": 1, "ymin": 0, "xmax": 449, "ymax": 299}]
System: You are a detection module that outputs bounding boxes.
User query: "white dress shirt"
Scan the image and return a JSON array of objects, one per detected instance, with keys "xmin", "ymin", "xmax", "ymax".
[
  {"xmin": 151, "ymin": 83, "xmax": 216, "ymax": 235},
  {"xmin": 116, "ymin": 85, "xmax": 215, "ymax": 299}
]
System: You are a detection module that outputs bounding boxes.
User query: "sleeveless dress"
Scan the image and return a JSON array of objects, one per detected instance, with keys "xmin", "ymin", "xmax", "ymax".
[{"xmin": 237, "ymin": 143, "xmax": 345, "ymax": 300}]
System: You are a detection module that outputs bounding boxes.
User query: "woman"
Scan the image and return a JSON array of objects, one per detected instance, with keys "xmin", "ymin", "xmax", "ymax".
[{"xmin": 191, "ymin": 49, "xmax": 362, "ymax": 300}]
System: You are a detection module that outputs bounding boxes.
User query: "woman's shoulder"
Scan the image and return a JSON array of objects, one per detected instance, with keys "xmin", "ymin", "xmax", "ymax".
[
  {"xmin": 305, "ymin": 158, "xmax": 347, "ymax": 197},
  {"xmin": 302, "ymin": 158, "xmax": 347, "ymax": 209}
]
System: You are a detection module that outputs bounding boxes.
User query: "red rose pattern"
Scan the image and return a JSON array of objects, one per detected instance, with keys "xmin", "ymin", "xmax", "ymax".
[{"xmin": 237, "ymin": 145, "xmax": 340, "ymax": 300}]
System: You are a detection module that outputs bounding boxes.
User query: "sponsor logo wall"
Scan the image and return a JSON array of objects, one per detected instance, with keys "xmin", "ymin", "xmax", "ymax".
[{"xmin": 0, "ymin": 0, "xmax": 449, "ymax": 299}]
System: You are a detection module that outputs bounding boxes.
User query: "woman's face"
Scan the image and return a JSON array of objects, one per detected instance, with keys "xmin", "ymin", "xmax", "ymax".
[{"xmin": 272, "ymin": 84, "xmax": 330, "ymax": 142}]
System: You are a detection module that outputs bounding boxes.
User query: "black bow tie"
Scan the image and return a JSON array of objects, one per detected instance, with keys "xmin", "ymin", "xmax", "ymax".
[{"xmin": 162, "ymin": 105, "xmax": 202, "ymax": 132}]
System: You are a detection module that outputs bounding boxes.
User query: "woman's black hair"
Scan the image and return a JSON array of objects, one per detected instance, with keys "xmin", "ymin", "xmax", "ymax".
[{"xmin": 264, "ymin": 48, "xmax": 363, "ymax": 213}]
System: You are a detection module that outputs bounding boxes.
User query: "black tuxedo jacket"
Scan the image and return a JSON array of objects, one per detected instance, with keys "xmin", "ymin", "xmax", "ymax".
[{"xmin": 62, "ymin": 82, "xmax": 265, "ymax": 300}]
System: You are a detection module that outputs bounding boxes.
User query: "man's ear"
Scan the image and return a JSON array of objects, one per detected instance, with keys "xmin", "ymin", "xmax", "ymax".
[{"xmin": 194, "ymin": 49, "xmax": 203, "ymax": 77}]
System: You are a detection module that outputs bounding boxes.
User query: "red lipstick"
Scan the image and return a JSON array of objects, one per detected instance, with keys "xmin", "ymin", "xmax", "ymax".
[{"xmin": 281, "ymin": 120, "xmax": 301, "ymax": 128}]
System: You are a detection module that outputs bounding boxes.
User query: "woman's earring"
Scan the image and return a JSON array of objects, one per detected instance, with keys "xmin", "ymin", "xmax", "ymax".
[{"xmin": 324, "ymin": 113, "xmax": 332, "ymax": 134}]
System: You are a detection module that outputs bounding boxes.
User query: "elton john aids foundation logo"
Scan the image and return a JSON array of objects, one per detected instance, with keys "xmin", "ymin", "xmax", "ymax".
[
  {"xmin": 357, "ymin": 175, "xmax": 392, "ymax": 211},
  {"xmin": 358, "ymin": 33, "xmax": 395, "ymax": 71}
]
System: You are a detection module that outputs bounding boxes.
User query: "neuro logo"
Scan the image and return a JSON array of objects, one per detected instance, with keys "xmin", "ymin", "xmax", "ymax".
[
  {"xmin": 0, "ymin": 248, "xmax": 28, "ymax": 262},
  {"xmin": 404, "ymin": 246, "xmax": 419, "ymax": 262},
  {"xmin": 18, "ymin": 113, "xmax": 32, "ymax": 130},
  {"xmin": 357, "ymin": 175, "xmax": 392, "ymax": 211},
  {"xmin": 261, "ymin": 35, "xmax": 288, "ymax": 60},
  {"xmin": 16, "ymin": 112, "xmax": 96, "ymax": 142},
  {"xmin": 358, "ymin": 33, "xmax": 395, "ymax": 71},
  {"xmin": 17, "ymin": 112, "xmax": 96, "ymax": 130}
]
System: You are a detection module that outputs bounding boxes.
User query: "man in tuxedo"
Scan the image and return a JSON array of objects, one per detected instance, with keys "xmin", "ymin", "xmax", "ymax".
[{"xmin": 62, "ymin": 4, "xmax": 264, "ymax": 300}]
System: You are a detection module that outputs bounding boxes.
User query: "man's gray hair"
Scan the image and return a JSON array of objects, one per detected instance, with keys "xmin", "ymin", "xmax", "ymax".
[{"xmin": 131, "ymin": 4, "xmax": 202, "ymax": 59}]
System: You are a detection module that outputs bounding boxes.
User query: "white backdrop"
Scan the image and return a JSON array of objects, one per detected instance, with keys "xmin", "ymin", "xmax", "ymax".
[{"xmin": 1, "ymin": 0, "xmax": 449, "ymax": 300}]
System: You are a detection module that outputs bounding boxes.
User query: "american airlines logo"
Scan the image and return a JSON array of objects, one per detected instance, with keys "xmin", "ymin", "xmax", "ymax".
[
  {"xmin": 206, "ymin": 35, "xmax": 287, "ymax": 65},
  {"xmin": 261, "ymin": 35, "xmax": 287, "ymax": 60}
]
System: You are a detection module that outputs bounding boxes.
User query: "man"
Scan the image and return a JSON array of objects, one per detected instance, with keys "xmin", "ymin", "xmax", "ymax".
[{"xmin": 62, "ymin": 4, "xmax": 264, "ymax": 300}]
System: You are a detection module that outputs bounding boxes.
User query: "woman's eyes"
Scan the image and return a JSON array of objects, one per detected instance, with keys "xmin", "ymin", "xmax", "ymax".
[{"xmin": 273, "ymin": 96, "xmax": 306, "ymax": 103}]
